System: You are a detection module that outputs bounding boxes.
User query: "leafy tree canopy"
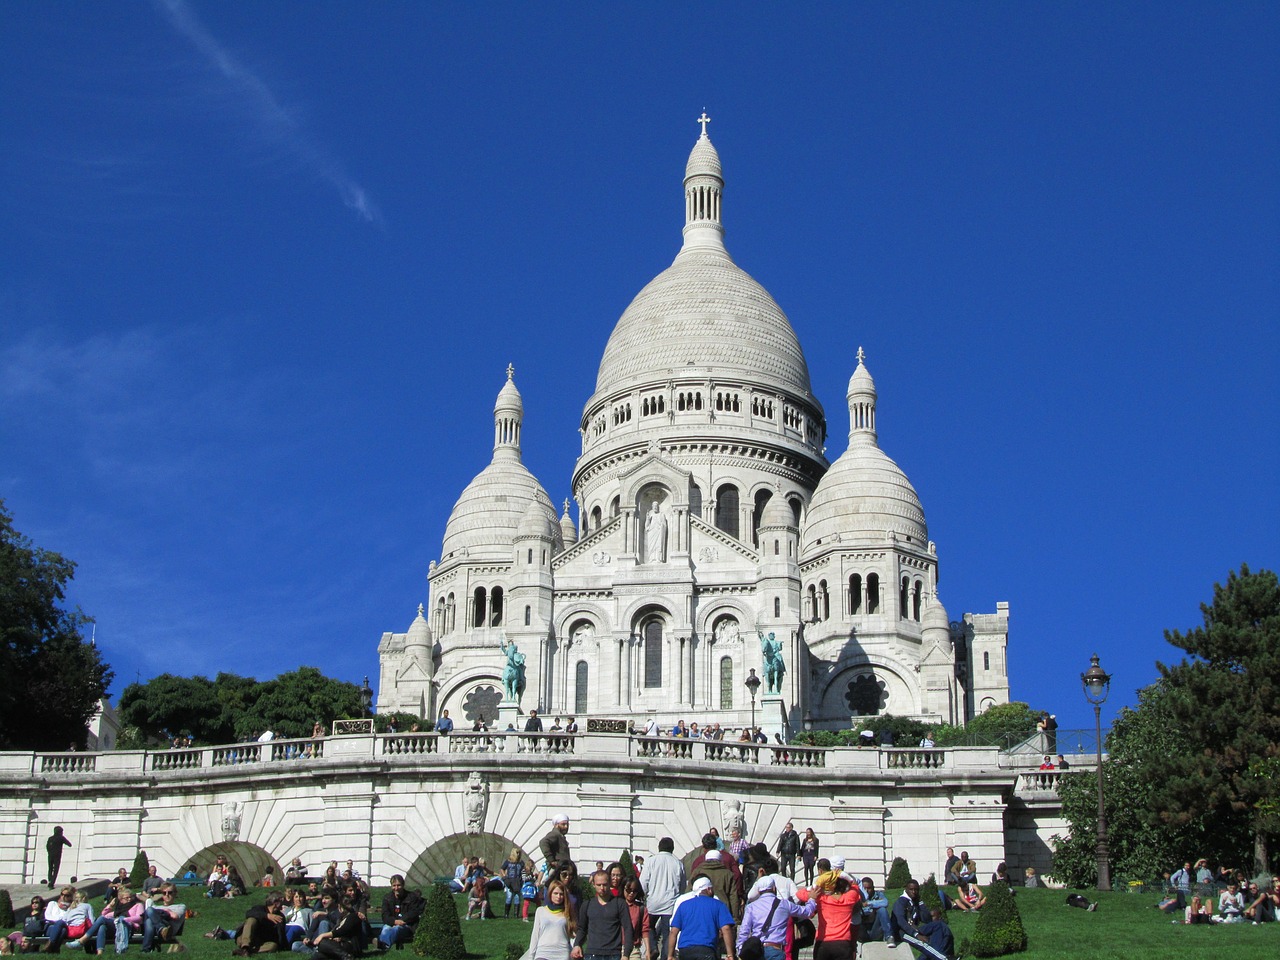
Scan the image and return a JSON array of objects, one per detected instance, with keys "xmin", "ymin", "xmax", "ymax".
[
  {"xmin": 0, "ymin": 499, "xmax": 113, "ymax": 750},
  {"xmin": 119, "ymin": 667, "xmax": 368, "ymax": 745}
]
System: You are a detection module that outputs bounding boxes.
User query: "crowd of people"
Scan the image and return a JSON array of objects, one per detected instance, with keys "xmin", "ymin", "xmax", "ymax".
[
  {"xmin": 5, "ymin": 882, "xmax": 190, "ymax": 955},
  {"xmin": 1157, "ymin": 859, "xmax": 1280, "ymax": 924}
]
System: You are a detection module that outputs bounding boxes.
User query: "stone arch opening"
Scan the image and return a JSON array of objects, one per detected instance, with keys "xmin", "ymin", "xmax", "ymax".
[
  {"xmin": 405, "ymin": 831, "xmax": 529, "ymax": 889},
  {"xmin": 183, "ymin": 841, "xmax": 280, "ymax": 893}
]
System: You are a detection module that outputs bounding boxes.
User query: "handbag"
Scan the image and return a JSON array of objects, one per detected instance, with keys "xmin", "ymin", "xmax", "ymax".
[
  {"xmin": 740, "ymin": 897, "xmax": 781, "ymax": 960},
  {"xmin": 792, "ymin": 917, "xmax": 816, "ymax": 951}
]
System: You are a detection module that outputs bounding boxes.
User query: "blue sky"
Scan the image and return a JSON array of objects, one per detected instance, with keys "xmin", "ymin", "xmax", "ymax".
[{"xmin": 2, "ymin": 2, "xmax": 1276, "ymax": 735}]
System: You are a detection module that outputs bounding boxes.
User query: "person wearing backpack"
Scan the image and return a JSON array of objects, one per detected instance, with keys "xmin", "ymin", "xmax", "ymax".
[{"xmin": 737, "ymin": 877, "xmax": 815, "ymax": 960}]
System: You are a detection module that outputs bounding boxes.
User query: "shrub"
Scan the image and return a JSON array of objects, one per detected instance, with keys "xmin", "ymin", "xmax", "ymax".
[
  {"xmin": 886, "ymin": 857, "xmax": 911, "ymax": 888},
  {"xmin": 919, "ymin": 877, "xmax": 948, "ymax": 925},
  {"xmin": 0, "ymin": 888, "xmax": 13, "ymax": 927},
  {"xmin": 129, "ymin": 850, "xmax": 150, "ymax": 890},
  {"xmin": 413, "ymin": 882, "xmax": 466, "ymax": 960},
  {"xmin": 961, "ymin": 877, "xmax": 1027, "ymax": 956}
]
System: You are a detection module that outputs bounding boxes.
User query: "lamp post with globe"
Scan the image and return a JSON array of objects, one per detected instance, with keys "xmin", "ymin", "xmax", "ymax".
[
  {"xmin": 745, "ymin": 668, "xmax": 762, "ymax": 734},
  {"xmin": 1081, "ymin": 654, "xmax": 1111, "ymax": 891}
]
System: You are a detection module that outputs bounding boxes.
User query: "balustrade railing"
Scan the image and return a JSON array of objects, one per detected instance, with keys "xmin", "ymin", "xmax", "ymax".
[
  {"xmin": 632, "ymin": 737, "xmax": 826, "ymax": 768},
  {"xmin": 212, "ymin": 744, "xmax": 261, "ymax": 766},
  {"xmin": 150, "ymin": 748, "xmax": 202, "ymax": 772},
  {"xmin": 382, "ymin": 734, "xmax": 440, "ymax": 756},
  {"xmin": 1017, "ymin": 770, "xmax": 1064, "ymax": 793},
  {"xmin": 39, "ymin": 753, "xmax": 96, "ymax": 775},
  {"xmin": 882, "ymin": 748, "xmax": 946, "ymax": 770}
]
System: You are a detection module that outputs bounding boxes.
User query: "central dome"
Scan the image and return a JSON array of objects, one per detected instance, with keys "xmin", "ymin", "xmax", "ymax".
[
  {"xmin": 594, "ymin": 246, "xmax": 814, "ymax": 396},
  {"xmin": 591, "ymin": 130, "xmax": 815, "ymax": 401}
]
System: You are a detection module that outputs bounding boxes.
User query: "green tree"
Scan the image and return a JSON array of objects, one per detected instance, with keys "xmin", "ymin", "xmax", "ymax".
[
  {"xmin": 119, "ymin": 668, "xmax": 368, "ymax": 745},
  {"xmin": 963, "ymin": 702, "xmax": 1043, "ymax": 748},
  {"xmin": 886, "ymin": 857, "xmax": 911, "ymax": 888},
  {"xmin": 1051, "ymin": 683, "xmax": 1224, "ymax": 887},
  {"xmin": 918, "ymin": 876, "xmax": 948, "ymax": 925},
  {"xmin": 0, "ymin": 500, "xmax": 113, "ymax": 750},
  {"xmin": 1156, "ymin": 564, "xmax": 1280, "ymax": 874}
]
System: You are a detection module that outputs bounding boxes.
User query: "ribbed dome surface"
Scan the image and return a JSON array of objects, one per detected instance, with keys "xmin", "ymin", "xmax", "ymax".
[
  {"xmin": 594, "ymin": 247, "xmax": 813, "ymax": 396},
  {"xmin": 441, "ymin": 461, "xmax": 559, "ymax": 560},
  {"xmin": 685, "ymin": 136, "xmax": 723, "ymax": 180},
  {"xmin": 801, "ymin": 443, "xmax": 927, "ymax": 553},
  {"xmin": 759, "ymin": 492, "xmax": 796, "ymax": 529}
]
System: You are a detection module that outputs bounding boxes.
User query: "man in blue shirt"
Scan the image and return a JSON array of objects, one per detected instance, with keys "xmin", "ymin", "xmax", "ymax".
[
  {"xmin": 669, "ymin": 878, "xmax": 736, "ymax": 960},
  {"xmin": 435, "ymin": 711, "xmax": 454, "ymax": 734}
]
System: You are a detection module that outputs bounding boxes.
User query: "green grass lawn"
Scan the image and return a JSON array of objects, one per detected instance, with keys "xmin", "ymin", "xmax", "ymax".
[{"xmin": 17, "ymin": 885, "xmax": 1278, "ymax": 960}]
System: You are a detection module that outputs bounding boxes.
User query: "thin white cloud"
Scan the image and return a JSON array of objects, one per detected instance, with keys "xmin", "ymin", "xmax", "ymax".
[{"xmin": 152, "ymin": 0, "xmax": 379, "ymax": 223}]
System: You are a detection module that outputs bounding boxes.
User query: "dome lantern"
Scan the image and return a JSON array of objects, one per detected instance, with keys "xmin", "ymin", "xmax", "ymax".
[
  {"xmin": 494, "ymin": 363, "xmax": 523, "ymax": 461},
  {"xmin": 682, "ymin": 112, "xmax": 725, "ymax": 252}
]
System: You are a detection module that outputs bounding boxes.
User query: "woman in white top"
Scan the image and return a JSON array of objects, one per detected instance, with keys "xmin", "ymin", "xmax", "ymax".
[
  {"xmin": 1219, "ymin": 883, "xmax": 1245, "ymax": 923},
  {"xmin": 523, "ymin": 879, "xmax": 575, "ymax": 960}
]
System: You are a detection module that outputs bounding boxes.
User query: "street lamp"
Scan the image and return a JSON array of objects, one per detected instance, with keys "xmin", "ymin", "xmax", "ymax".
[
  {"xmin": 744, "ymin": 668, "xmax": 762, "ymax": 734},
  {"xmin": 1081, "ymin": 653, "xmax": 1111, "ymax": 892},
  {"xmin": 360, "ymin": 676, "xmax": 374, "ymax": 719}
]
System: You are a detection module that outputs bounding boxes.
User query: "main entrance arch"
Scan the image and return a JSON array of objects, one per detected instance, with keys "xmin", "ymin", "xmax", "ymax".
[{"xmin": 405, "ymin": 831, "xmax": 530, "ymax": 888}]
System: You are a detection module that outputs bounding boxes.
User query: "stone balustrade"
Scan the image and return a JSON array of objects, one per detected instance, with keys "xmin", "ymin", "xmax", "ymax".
[
  {"xmin": 10, "ymin": 732, "xmax": 1016, "ymax": 780},
  {"xmin": 1017, "ymin": 769, "xmax": 1065, "ymax": 794}
]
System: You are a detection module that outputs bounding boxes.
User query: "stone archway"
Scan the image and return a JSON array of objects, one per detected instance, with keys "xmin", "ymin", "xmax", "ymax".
[
  {"xmin": 183, "ymin": 841, "xmax": 280, "ymax": 891},
  {"xmin": 405, "ymin": 831, "xmax": 529, "ymax": 889}
]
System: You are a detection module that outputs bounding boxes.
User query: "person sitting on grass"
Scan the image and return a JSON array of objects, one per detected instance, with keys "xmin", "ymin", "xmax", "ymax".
[
  {"xmin": 466, "ymin": 863, "xmax": 493, "ymax": 920},
  {"xmin": 1219, "ymin": 882, "xmax": 1245, "ymax": 923},
  {"xmin": 310, "ymin": 893, "xmax": 362, "ymax": 960},
  {"xmin": 953, "ymin": 880, "xmax": 985, "ymax": 911},
  {"xmin": 1184, "ymin": 895, "xmax": 1214, "ymax": 925},
  {"xmin": 79, "ymin": 887, "xmax": 144, "ymax": 954},
  {"xmin": 141, "ymin": 884, "xmax": 187, "ymax": 952},
  {"xmin": 376, "ymin": 875, "xmax": 423, "ymax": 950},
  {"xmin": 917, "ymin": 907, "xmax": 955, "ymax": 959},
  {"xmin": 42, "ymin": 886, "xmax": 78, "ymax": 953},
  {"xmin": 1245, "ymin": 877, "xmax": 1279, "ymax": 922},
  {"xmin": 232, "ymin": 891, "xmax": 287, "ymax": 955}
]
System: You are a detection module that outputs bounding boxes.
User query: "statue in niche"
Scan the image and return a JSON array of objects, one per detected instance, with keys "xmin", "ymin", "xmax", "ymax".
[
  {"xmin": 644, "ymin": 501, "xmax": 668, "ymax": 563},
  {"xmin": 758, "ymin": 630, "xmax": 786, "ymax": 694},
  {"xmin": 500, "ymin": 639, "xmax": 526, "ymax": 702},
  {"xmin": 714, "ymin": 618, "xmax": 740, "ymax": 644},
  {"xmin": 463, "ymin": 772, "xmax": 489, "ymax": 836},
  {"xmin": 572, "ymin": 622, "xmax": 595, "ymax": 646}
]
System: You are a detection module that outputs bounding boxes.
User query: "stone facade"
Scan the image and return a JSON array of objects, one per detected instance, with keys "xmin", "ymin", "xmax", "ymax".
[{"xmin": 378, "ymin": 127, "xmax": 1010, "ymax": 735}]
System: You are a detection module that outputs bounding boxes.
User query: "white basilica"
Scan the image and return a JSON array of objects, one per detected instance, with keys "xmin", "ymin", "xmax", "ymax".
[{"xmin": 377, "ymin": 125, "xmax": 1010, "ymax": 735}]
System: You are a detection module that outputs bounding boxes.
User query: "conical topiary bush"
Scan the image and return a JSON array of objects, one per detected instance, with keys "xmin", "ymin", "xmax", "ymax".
[
  {"xmin": 919, "ymin": 877, "xmax": 949, "ymax": 925},
  {"xmin": 886, "ymin": 857, "xmax": 912, "ymax": 889},
  {"xmin": 413, "ymin": 882, "xmax": 466, "ymax": 960},
  {"xmin": 129, "ymin": 850, "xmax": 150, "ymax": 890},
  {"xmin": 0, "ymin": 888, "xmax": 14, "ymax": 928},
  {"xmin": 961, "ymin": 876, "xmax": 1027, "ymax": 956}
]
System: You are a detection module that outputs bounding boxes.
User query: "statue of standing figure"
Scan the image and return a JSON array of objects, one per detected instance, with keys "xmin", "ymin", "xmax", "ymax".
[
  {"xmin": 759, "ymin": 631, "xmax": 785, "ymax": 694},
  {"xmin": 644, "ymin": 500, "xmax": 668, "ymax": 564},
  {"xmin": 500, "ymin": 639, "xmax": 526, "ymax": 702}
]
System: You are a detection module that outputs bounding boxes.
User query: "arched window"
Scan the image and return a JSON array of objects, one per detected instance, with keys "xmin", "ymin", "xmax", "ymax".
[
  {"xmin": 752, "ymin": 489, "xmax": 773, "ymax": 545},
  {"xmin": 789, "ymin": 497, "xmax": 802, "ymax": 527},
  {"xmin": 867, "ymin": 574, "xmax": 880, "ymax": 614},
  {"xmin": 590, "ymin": 505, "xmax": 603, "ymax": 531},
  {"xmin": 610, "ymin": 496, "xmax": 620, "ymax": 518},
  {"xmin": 819, "ymin": 580, "xmax": 830, "ymax": 621},
  {"xmin": 912, "ymin": 581, "xmax": 922, "ymax": 621},
  {"xmin": 690, "ymin": 484, "xmax": 703, "ymax": 519},
  {"xmin": 805, "ymin": 583, "xmax": 816, "ymax": 622},
  {"xmin": 527, "ymin": 548, "xmax": 533, "ymax": 564},
  {"xmin": 575, "ymin": 661, "xmax": 588, "ymax": 713},
  {"xmin": 524, "ymin": 605, "xmax": 531, "ymax": 626},
  {"xmin": 644, "ymin": 620, "xmax": 663, "ymax": 688},
  {"xmin": 983, "ymin": 651, "xmax": 990, "ymax": 671},
  {"xmin": 472, "ymin": 587, "xmax": 487, "ymax": 628},
  {"xmin": 900, "ymin": 577, "xmax": 910, "ymax": 619},
  {"xmin": 849, "ymin": 574, "xmax": 862, "ymax": 615},
  {"xmin": 715, "ymin": 484, "xmax": 740, "ymax": 539},
  {"xmin": 774, "ymin": 596, "xmax": 781, "ymax": 618},
  {"xmin": 447, "ymin": 593, "xmax": 456, "ymax": 632},
  {"xmin": 489, "ymin": 587, "xmax": 504, "ymax": 626},
  {"xmin": 719, "ymin": 657, "xmax": 734, "ymax": 709}
]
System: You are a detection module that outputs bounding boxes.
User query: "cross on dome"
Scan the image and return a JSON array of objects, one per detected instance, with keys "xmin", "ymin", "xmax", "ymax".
[
  {"xmin": 697, "ymin": 111, "xmax": 711, "ymax": 137},
  {"xmin": 857, "ymin": 346, "xmax": 866, "ymax": 364},
  {"xmin": 506, "ymin": 362, "xmax": 515, "ymax": 381}
]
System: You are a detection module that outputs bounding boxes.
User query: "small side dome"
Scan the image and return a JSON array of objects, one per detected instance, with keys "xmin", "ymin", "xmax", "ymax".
[
  {"xmin": 923, "ymin": 594, "xmax": 950, "ymax": 636},
  {"xmin": 517, "ymin": 499, "xmax": 554, "ymax": 539},
  {"xmin": 560, "ymin": 500, "xmax": 578, "ymax": 546},
  {"xmin": 758, "ymin": 491, "xmax": 796, "ymax": 530},
  {"xmin": 406, "ymin": 603, "xmax": 432, "ymax": 650}
]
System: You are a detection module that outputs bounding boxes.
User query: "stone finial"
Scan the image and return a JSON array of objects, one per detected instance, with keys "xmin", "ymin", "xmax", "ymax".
[
  {"xmin": 563, "ymin": 498, "xmax": 571, "ymax": 515},
  {"xmin": 857, "ymin": 345, "xmax": 865, "ymax": 365},
  {"xmin": 506, "ymin": 362, "xmax": 514, "ymax": 381},
  {"xmin": 417, "ymin": 602, "xmax": 425, "ymax": 616},
  {"xmin": 698, "ymin": 111, "xmax": 711, "ymax": 137}
]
